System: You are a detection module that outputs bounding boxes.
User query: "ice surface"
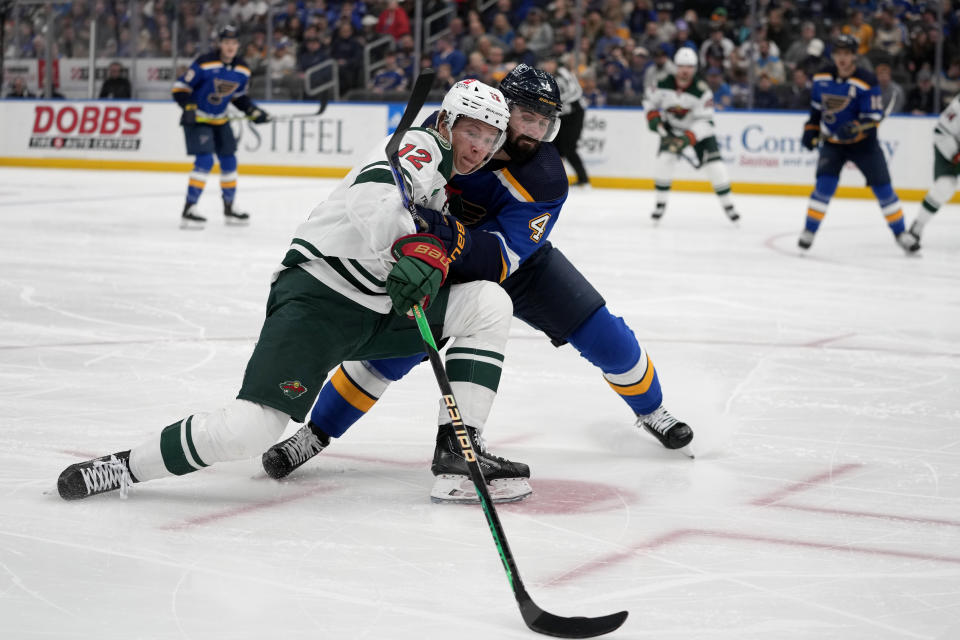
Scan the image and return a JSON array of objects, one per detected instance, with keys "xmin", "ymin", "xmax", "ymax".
[{"xmin": 1, "ymin": 168, "xmax": 958, "ymax": 639}]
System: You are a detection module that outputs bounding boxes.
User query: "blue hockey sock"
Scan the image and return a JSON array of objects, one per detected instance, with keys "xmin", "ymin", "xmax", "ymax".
[
  {"xmin": 219, "ymin": 154, "xmax": 238, "ymax": 204},
  {"xmin": 872, "ymin": 183, "xmax": 906, "ymax": 234},
  {"xmin": 567, "ymin": 307, "xmax": 663, "ymax": 416},
  {"xmin": 309, "ymin": 356, "xmax": 422, "ymax": 438},
  {"xmin": 805, "ymin": 175, "xmax": 837, "ymax": 233},
  {"xmin": 186, "ymin": 154, "xmax": 214, "ymax": 204}
]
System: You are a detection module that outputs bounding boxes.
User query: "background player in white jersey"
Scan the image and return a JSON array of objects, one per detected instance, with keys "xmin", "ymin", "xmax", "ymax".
[
  {"xmin": 643, "ymin": 47, "xmax": 740, "ymax": 224},
  {"xmin": 909, "ymin": 93, "xmax": 960, "ymax": 243},
  {"xmin": 57, "ymin": 80, "xmax": 514, "ymax": 500}
]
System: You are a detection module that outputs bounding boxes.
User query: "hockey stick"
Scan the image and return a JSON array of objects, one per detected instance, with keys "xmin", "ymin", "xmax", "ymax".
[
  {"xmin": 387, "ymin": 69, "xmax": 629, "ymax": 639},
  {"xmin": 197, "ymin": 95, "xmax": 329, "ymax": 124}
]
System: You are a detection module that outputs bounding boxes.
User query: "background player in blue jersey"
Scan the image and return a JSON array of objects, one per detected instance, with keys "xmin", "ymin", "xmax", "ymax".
[
  {"xmin": 799, "ymin": 34, "xmax": 919, "ymax": 254},
  {"xmin": 172, "ymin": 25, "xmax": 271, "ymax": 229},
  {"xmin": 260, "ymin": 65, "xmax": 695, "ymax": 504}
]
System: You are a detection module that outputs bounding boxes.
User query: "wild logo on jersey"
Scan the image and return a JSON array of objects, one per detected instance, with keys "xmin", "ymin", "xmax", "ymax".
[
  {"xmin": 208, "ymin": 78, "xmax": 241, "ymax": 105},
  {"xmin": 666, "ymin": 105, "xmax": 691, "ymax": 118},
  {"xmin": 279, "ymin": 380, "xmax": 308, "ymax": 399}
]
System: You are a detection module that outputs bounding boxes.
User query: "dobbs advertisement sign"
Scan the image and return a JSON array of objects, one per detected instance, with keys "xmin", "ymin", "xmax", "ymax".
[{"xmin": 29, "ymin": 104, "xmax": 143, "ymax": 151}]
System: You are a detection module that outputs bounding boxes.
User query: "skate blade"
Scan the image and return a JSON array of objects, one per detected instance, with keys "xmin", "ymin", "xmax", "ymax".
[
  {"xmin": 676, "ymin": 444, "xmax": 695, "ymax": 459},
  {"xmin": 224, "ymin": 217, "xmax": 250, "ymax": 226},
  {"xmin": 430, "ymin": 475, "xmax": 532, "ymax": 504},
  {"xmin": 179, "ymin": 219, "xmax": 206, "ymax": 230}
]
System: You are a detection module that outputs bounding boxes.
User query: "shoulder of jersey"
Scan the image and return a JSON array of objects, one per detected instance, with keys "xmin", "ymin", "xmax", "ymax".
[
  {"xmin": 812, "ymin": 63, "xmax": 837, "ymax": 83},
  {"xmin": 692, "ymin": 78, "xmax": 710, "ymax": 96},
  {"xmin": 850, "ymin": 67, "xmax": 877, "ymax": 89},
  {"xmin": 232, "ymin": 55, "xmax": 252, "ymax": 74},
  {"xmin": 502, "ymin": 143, "xmax": 568, "ymax": 202},
  {"xmin": 195, "ymin": 51, "xmax": 221, "ymax": 65},
  {"xmin": 656, "ymin": 75, "xmax": 676, "ymax": 90}
]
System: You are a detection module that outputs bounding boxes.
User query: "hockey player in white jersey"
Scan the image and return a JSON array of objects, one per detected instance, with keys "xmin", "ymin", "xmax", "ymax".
[
  {"xmin": 643, "ymin": 47, "xmax": 740, "ymax": 224},
  {"xmin": 909, "ymin": 93, "xmax": 960, "ymax": 244},
  {"xmin": 57, "ymin": 80, "xmax": 516, "ymax": 500}
]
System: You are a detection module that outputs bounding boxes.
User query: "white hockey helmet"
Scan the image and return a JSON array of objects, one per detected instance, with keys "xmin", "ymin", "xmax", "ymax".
[
  {"xmin": 440, "ymin": 79, "xmax": 510, "ymax": 168},
  {"xmin": 674, "ymin": 47, "xmax": 698, "ymax": 68}
]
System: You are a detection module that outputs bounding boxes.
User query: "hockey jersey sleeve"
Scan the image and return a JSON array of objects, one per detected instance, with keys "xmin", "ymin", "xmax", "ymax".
[
  {"xmin": 342, "ymin": 128, "xmax": 453, "ymax": 257},
  {"xmin": 171, "ymin": 59, "xmax": 204, "ymax": 108},
  {"xmin": 686, "ymin": 81, "xmax": 717, "ymax": 143},
  {"xmin": 643, "ymin": 88, "xmax": 664, "ymax": 132},
  {"xmin": 934, "ymin": 95, "xmax": 960, "ymax": 162}
]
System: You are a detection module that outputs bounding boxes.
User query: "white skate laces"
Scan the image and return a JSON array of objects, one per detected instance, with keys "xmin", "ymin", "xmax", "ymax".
[
  {"xmin": 639, "ymin": 406, "xmax": 678, "ymax": 435},
  {"xmin": 280, "ymin": 425, "xmax": 325, "ymax": 466},
  {"xmin": 83, "ymin": 455, "xmax": 134, "ymax": 499}
]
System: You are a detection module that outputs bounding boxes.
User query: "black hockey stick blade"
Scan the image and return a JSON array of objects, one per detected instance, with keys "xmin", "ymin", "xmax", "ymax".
[
  {"xmin": 520, "ymin": 596, "xmax": 629, "ymax": 638},
  {"xmin": 385, "ymin": 68, "xmax": 436, "ymax": 164}
]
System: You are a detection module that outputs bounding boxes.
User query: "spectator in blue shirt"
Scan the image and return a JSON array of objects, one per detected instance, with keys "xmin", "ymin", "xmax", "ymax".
[
  {"xmin": 371, "ymin": 51, "xmax": 407, "ymax": 92},
  {"xmin": 705, "ymin": 66, "xmax": 732, "ymax": 110},
  {"xmin": 432, "ymin": 35, "xmax": 467, "ymax": 77}
]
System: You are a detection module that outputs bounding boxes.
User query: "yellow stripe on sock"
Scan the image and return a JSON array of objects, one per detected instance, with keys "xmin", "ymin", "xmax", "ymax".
[
  {"xmin": 885, "ymin": 209, "xmax": 903, "ymax": 223},
  {"xmin": 330, "ymin": 367, "xmax": 377, "ymax": 412},
  {"xmin": 606, "ymin": 356, "xmax": 655, "ymax": 396},
  {"xmin": 807, "ymin": 208, "xmax": 825, "ymax": 221}
]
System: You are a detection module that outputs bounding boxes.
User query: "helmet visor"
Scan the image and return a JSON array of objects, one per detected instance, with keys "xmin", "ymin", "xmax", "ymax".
[{"xmin": 508, "ymin": 103, "xmax": 561, "ymax": 143}]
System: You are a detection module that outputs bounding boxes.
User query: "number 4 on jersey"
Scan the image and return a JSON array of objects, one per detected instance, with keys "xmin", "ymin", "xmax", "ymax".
[
  {"xmin": 528, "ymin": 213, "xmax": 551, "ymax": 242},
  {"xmin": 398, "ymin": 143, "xmax": 432, "ymax": 170}
]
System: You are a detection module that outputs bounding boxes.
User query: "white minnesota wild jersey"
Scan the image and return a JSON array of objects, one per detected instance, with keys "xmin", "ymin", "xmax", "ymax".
[
  {"xmin": 933, "ymin": 94, "xmax": 960, "ymax": 162},
  {"xmin": 642, "ymin": 74, "xmax": 716, "ymax": 142},
  {"xmin": 275, "ymin": 126, "xmax": 455, "ymax": 313}
]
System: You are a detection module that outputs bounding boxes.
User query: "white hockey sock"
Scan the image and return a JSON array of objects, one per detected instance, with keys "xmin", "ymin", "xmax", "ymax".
[
  {"xmin": 436, "ymin": 281, "xmax": 512, "ymax": 432},
  {"xmin": 128, "ymin": 399, "xmax": 289, "ymax": 481}
]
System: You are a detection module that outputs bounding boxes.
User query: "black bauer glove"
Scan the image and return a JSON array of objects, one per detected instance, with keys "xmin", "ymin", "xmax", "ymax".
[
  {"xmin": 180, "ymin": 104, "xmax": 198, "ymax": 126},
  {"xmin": 801, "ymin": 122, "xmax": 820, "ymax": 150},
  {"xmin": 413, "ymin": 205, "xmax": 472, "ymax": 263},
  {"xmin": 385, "ymin": 234, "xmax": 450, "ymax": 316},
  {"xmin": 246, "ymin": 106, "xmax": 271, "ymax": 124}
]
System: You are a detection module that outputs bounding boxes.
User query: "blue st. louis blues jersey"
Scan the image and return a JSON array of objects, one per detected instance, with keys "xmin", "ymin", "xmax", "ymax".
[
  {"xmin": 810, "ymin": 64, "xmax": 884, "ymax": 144},
  {"xmin": 172, "ymin": 51, "xmax": 252, "ymax": 125},
  {"xmin": 446, "ymin": 141, "xmax": 568, "ymax": 282}
]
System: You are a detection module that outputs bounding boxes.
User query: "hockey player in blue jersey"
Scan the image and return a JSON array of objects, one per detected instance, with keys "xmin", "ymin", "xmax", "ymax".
[
  {"xmin": 260, "ymin": 65, "xmax": 695, "ymax": 504},
  {"xmin": 172, "ymin": 25, "xmax": 271, "ymax": 229},
  {"xmin": 799, "ymin": 34, "xmax": 919, "ymax": 253}
]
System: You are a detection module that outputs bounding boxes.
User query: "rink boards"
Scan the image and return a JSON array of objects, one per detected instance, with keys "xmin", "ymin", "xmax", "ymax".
[{"xmin": 0, "ymin": 99, "xmax": 955, "ymax": 202}]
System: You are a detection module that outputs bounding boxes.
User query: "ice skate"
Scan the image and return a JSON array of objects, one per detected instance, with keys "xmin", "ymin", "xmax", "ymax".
[
  {"xmin": 896, "ymin": 230, "xmax": 920, "ymax": 254},
  {"xmin": 58, "ymin": 450, "xmax": 137, "ymax": 500},
  {"xmin": 651, "ymin": 202, "xmax": 666, "ymax": 222},
  {"xmin": 724, "ymin": 205, "xmax": 741, "ymax": 223},
  {"xmin": 223, "ymin": 200, "xmax": 251, "ymax": 225},
  {"xmin": 430, "ymin": 425, "xmax": 532, "ymax": 504},
  {"xmin": 636, "ymin": 406, "xmax": 694, "ymax": 458},
  {"xmin": 908, "ymin": 220, "xmax": 923, "ymax": 241},
  {"xmin": 180, "ymin": 202, "xmax": 206, "ymax": 230},
  {"xmin": 798, "ymin": 229, "xmax": 815, "ymax": 250},
  {"xmin": 262, "ymin": 422, "xmax": 330, "ymax": 479}
]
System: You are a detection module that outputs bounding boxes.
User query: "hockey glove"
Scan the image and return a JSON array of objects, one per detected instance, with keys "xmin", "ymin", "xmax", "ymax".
[
  {"xmin": 246, "ymin": 107, "xmax": 271, "ymax": 124},
  {"xmin": 180, "ymin": 104, "xmax": 198, "ymax": 126},
  {"xmin": 665, "ymin": 132, "xmax": 694, "ymax": 154},
  {"xmin": 646, "ymin": 110, "xmax": 662, "ymax": 133},
  {"xmin": 836, "ymin": 119, "xmax": 864, "ymax": 142},
  {"xmin": 386, "ymin": 234, "xmax": 450, "ymax": 315},
  {"xmin": 414, "ymin": 205, "xmax": 472, "ymax": 263},
  {"xmin": 801, "ymin": 122, "xmax": 820, "ymax": 150}
]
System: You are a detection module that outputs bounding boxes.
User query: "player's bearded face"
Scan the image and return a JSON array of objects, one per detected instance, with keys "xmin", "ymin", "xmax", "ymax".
[{"xmin": 505, "ymin": 105, "xmax": 552, "ymax": 157}]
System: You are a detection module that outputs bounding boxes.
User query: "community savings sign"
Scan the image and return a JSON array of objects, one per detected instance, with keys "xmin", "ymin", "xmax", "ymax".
[{"xmin": 579, "ymin": 109, "xmax": 937, "ymax": 191}]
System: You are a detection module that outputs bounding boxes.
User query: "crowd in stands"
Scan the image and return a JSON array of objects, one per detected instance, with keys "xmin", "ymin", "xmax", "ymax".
[{"xmin": 4, "ymin": 0, "xmax": 959, "ymax": 114}]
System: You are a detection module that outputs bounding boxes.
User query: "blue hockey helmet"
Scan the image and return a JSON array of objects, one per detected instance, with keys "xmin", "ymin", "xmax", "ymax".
[
  {"xmin": 833, "ymin": 34, "xmax": 859, "ymax": 53},
  {"xmin": 498, "ymin": 64, "xmax": 562, "ymax": 142},
  {"xmin": 218, "ymin": 25, "xmax": 240, "ymax": 41}
]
